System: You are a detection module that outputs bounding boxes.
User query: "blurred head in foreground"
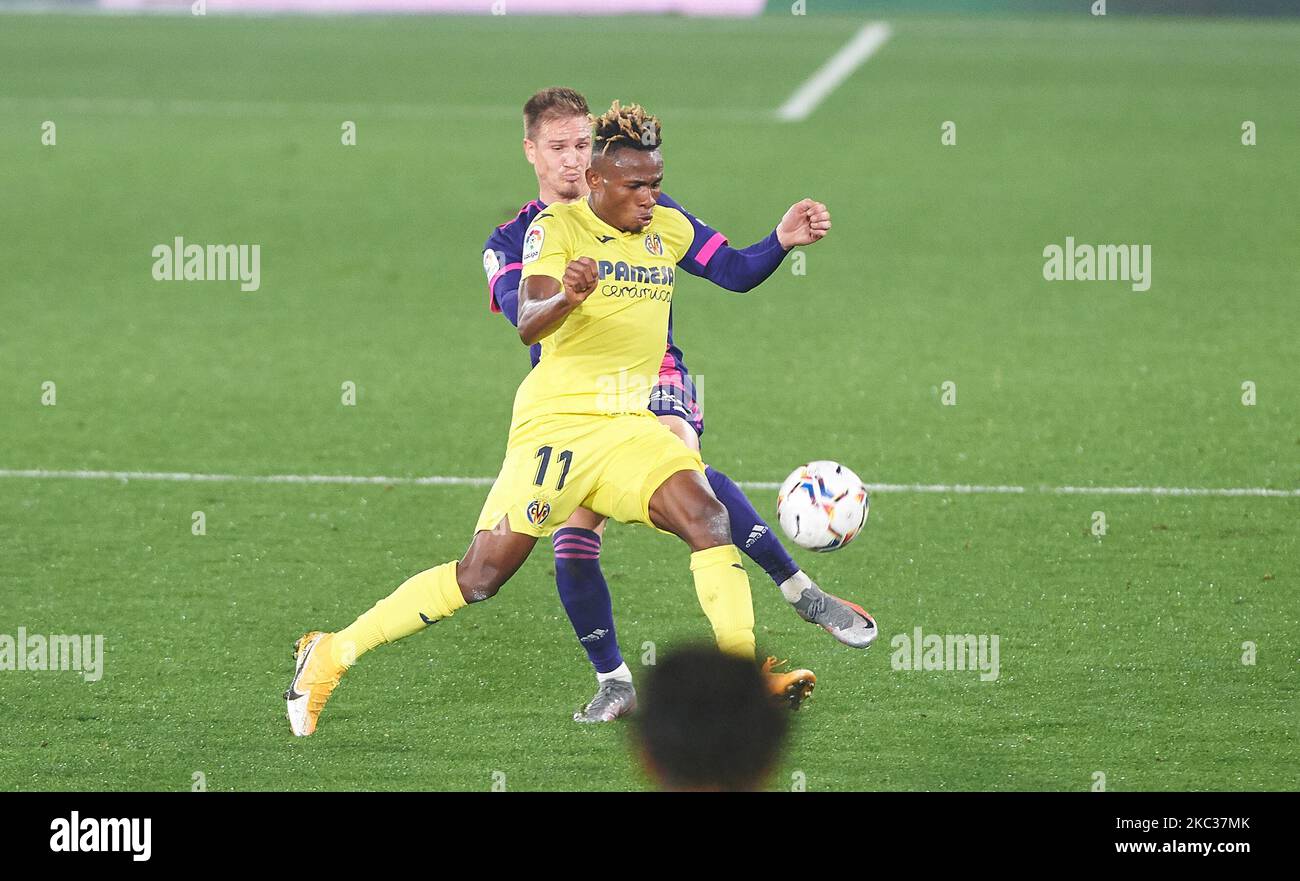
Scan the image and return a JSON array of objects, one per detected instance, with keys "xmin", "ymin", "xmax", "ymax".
[{"xmin": 635, "ymin": 646, "xmax": 789, "ymax": 792}]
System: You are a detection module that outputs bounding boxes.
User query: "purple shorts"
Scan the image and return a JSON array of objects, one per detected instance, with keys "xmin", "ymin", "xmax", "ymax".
[{"xmin": 648, "ymin": 349, "xmax": 704, "ymax": 438}]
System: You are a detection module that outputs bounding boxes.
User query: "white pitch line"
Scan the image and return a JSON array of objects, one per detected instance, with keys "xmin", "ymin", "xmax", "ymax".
[
  {"xmin": 0, "ymin": 95, "xmax": 766, "ymax": 125},
  {"xmin": 0, "ymin": 95, "xmax": 519, "ymax": 122},
  {"xmin": 0, "ymin": 469, "xmax": 1296, "ymax": 498},
  {"xmin": 1049, "ymin": 485, "xmax": 1300, "ymax": 498},
  {"xmin": 776, "ymin": 21, "xmax": 892, "ymax": 122},
  {"xmin": 0, "ymin": 468, "xmax": 493, "ymax": 487},
  {"xmin": 744, "ymin": 481, "xmax": 1025, "ymax": 494}
]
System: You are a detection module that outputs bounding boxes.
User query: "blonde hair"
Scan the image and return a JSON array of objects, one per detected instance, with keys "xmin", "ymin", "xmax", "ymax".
[{"xmin": 591, "ymin": 100, "xmax": 661, "ymax": 155}]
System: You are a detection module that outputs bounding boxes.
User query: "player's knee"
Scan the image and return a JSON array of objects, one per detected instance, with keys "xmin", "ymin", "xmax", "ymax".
[
  {"xmin": 456, "ymin": 558, "xmax": 505, "ymax": 602},
  {"xmin": 659, "ymin": 414, "xmax": 700, "ymax": 451},
  {"xmin": 461, "ymin": 573, "xmax": 502, "ymax": 603}
]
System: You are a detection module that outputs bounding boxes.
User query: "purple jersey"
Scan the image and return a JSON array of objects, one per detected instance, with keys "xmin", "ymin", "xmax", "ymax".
[{"xmin": 481, "ymin": 193, "xmax": 790, "ymax": 436}]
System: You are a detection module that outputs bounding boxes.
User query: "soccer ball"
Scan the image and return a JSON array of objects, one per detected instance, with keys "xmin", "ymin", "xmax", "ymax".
[{"xmin": 776, "ymin": 461, "xmax": 870, "ymax": 552}]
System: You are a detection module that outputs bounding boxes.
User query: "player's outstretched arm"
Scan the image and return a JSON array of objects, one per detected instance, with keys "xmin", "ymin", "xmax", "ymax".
[
  {"xmin": 663, "ymin": 194, "xmax": 830, "ymax": 294},
  {"xmin": 775, "ymin": 198, "xmax": 831, "ymax": 249},
  {"xmin": 517, "ymin": 257, "xmax": 598, "ymax": 346}
]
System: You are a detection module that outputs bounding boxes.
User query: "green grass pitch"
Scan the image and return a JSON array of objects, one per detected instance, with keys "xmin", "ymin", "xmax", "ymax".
[{"xmin": 0, "ymin": 11, "xmax": 1296, "ymax": 791}]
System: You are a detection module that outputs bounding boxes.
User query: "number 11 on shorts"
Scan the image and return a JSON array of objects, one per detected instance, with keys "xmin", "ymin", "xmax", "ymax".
[{"xmin": 534, "ymin": 445, "xmax": 574, "ymax": 489}]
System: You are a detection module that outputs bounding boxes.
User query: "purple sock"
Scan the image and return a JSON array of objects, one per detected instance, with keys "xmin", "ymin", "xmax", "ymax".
[
  {"xmin": 705, "ymin": 465, "xmax": 801, "ymax": 586},
  {"xmin": 552, "ymin": 527, "xmax": 624, "ymax": 675}
]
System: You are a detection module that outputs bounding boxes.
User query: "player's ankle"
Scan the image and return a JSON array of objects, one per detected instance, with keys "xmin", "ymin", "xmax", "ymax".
[
  {"xmin": 779, "ymin": 570, "xmax": 811, "ymax": 603},
  {"xmin": 596, "ymin": 662, "xmax": 633, "ymax": 684},
  {"xmin": 326, "ymin": 633, "xmax": 355, "ymax": 669}
]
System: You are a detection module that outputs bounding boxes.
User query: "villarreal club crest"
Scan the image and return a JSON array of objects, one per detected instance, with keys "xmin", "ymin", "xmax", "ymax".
[{"xmin": 526, "ymin": 499, "xmax": 552, "ymax": 527}]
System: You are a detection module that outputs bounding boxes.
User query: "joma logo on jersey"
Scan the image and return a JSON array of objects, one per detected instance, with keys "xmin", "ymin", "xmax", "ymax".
[{"xmin": 596, "ymin": 260, "xmax": 674, "ymax": 285}]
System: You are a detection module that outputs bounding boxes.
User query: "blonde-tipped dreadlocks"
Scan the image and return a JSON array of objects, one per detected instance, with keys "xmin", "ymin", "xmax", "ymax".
[{"xmin": 591, "ymin": 100, "xmax": 661, "ymax": 156}]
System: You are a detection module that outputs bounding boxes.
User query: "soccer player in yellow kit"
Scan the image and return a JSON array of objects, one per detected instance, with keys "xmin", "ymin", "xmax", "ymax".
[
  {"xmin": 491, "ymin": 88, "xmax": 870, "ymax": 726},
  {"xmin": 284, "ymin": 101, "xmax": 814, "ymax": 737}
]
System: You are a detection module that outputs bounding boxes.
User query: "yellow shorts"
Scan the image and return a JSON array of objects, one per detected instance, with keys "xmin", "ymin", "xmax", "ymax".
[{"xmin": 474, "ymin": 411, "xmax": 705, "ymax": 538}]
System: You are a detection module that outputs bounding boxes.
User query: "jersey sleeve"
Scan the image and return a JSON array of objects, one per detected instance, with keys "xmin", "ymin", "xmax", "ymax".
[
  {"xmin": 656, "ymin": 191, "xmax": 790, "ymax": 293},
  {"xmin": 519, "ymin": 210, "xmax": 572, "ymax": 284},
  {"xmin": 653, "ymin": 205, "xmax": 699, "ymax": 267},
  {"xmin": 482, "ymin": 226, "xmax": 524, "ymax": 324},
  {"xmin": 656, "ymin": 192, "xmax": 728, "ymax": 270}
]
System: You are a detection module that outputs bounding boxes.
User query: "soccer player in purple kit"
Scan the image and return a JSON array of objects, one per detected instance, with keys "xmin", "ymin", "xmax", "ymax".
[{"xmin": 482, "ymin": 89, "xmax": 877, "ymax": 723}]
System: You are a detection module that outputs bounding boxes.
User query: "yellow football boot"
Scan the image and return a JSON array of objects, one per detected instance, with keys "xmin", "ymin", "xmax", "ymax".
[{"xmin": 285, "ymin": 631, "xmax": 346, "ymax": 736}]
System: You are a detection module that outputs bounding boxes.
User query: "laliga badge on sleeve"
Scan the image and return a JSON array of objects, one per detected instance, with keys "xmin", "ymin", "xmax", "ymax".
[{"xmin": 523, "ymin": 225, "xmax": 544, "ymax": 263}]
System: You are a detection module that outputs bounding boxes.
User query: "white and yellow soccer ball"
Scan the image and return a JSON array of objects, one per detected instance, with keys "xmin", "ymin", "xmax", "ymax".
[{"xmin": 776, "ymin": 461, "xmax": 870, "ymax": 552}]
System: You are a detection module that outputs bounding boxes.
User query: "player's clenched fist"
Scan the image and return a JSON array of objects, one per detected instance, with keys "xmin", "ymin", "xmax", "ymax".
[
  {"xmin": 776, "ymin": 198, "xmax": 832, "ymax": 249},
  {"xmin": 563, "ymin": 256, "xmax": 599, "ymax": 305}
]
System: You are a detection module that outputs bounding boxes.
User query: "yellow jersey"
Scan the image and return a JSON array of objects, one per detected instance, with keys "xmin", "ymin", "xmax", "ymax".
[{"xmin": 514, "ymin": 197, "xmax": 695, "ymax": 429}]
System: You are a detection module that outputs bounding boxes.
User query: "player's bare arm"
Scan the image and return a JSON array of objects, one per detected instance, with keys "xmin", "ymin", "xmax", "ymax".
[
  {"xmin": 775, "ymin": 198, "xmax": 832, "ymax": 249},
  {"xmin": 516, "ymin": 256, "xmax": 598, "ymax": 345}
]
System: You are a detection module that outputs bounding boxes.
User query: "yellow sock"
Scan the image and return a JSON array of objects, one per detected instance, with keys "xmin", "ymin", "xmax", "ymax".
[
  {"xmin": 331, "ymin": 561, "xmax": 466, "ymax": 667},
  {"xmin": 689, "ymin": 544, "xmax": 756, "ymax": 660}
]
